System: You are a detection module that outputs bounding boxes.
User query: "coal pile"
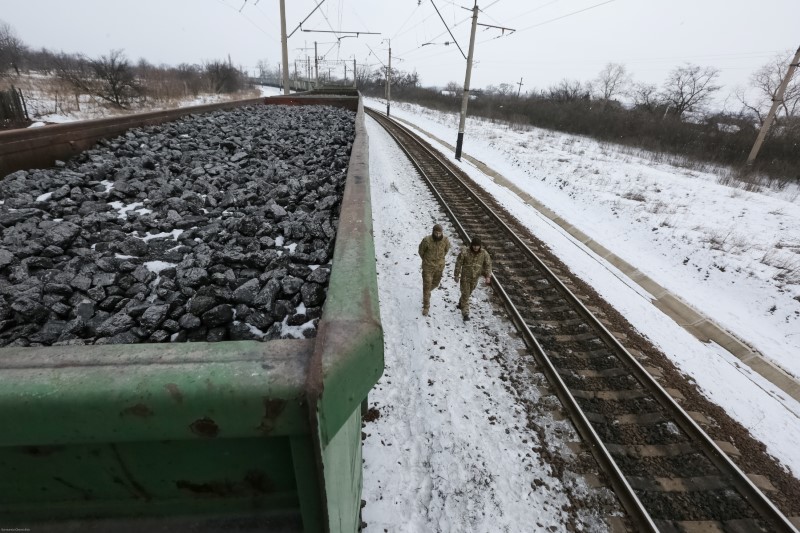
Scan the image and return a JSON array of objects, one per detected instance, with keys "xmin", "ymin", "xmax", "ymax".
[{"xmin": 0, "ymin": 104, "xmax": 356, "ymax": 347}]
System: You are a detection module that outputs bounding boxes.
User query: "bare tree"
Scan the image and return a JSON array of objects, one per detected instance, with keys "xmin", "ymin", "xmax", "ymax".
[
  {"xmin": 735, "ymin": 50, "xmax": 800, "ymax": 125},
  {"xmin": 204, "ymin": 60, "xmax": 245, "ymax": 94},
  {"xmin": 660, "ymin": 63, "xmax": 721, "ymax": 118},
  {"xmin": 56, "ymin": 49, "xmax": 140, "ymax": 109},
  {"xmin": 176, "ymin": 63, "xmax": 203, "ymax": 97},
  {"xmin": 256, "ymin": 59, "xmax": 272, "ymax": 81},
  {"xmin": 593, "ymin": 62, "xmax": 630, "ymax": 101},
  {"xmin": 89, "ymin": 50, "xmax": 140, "ymax": 107},
  {"xmin": 547, "ymin": 79, "xmax": 589, "ymax": 102},
  {"xmin": 444, "ymin": 81, "xmax": 462, "ymax": 96},
  {"xmin": 628, "ymin": 82, "xmax": 661, "ymax": 113},
  {"xmin": 0, "ymin": 20, "xmax": 26, "ymax": 76}
]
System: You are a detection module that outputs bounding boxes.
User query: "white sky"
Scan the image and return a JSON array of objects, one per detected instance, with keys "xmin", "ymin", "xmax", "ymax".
[{"xmin": 2, "ymin": 0, "xmax": 798, "ymax": 97}]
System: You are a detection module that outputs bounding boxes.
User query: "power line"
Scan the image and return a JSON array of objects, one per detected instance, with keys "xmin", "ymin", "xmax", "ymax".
[
  {"xmin": 365, "ymin": 43, "xmax": 387, "ymax": 69},
  {"xmin": 477, "ymin": 0, "xmax": 504, "ymax": 25},
  {"xmin": 517, "ymin": 0, "xmax": 616, "ymax": 33},
  {"xmin": 502, "ymin": 0, "xmax": 561, "ymax": 23},
  {"xmin": 397, "ymin": 0, "xmax": 505, "ymax": 59},
  {"xmin": 392, "ymin": 3, "xmax": 422, "ymax": 40},
  {"xmin": 214, "ymin": 0, "xmax": 279, "ymax": 42},
  {"xmin": 430, "ymin": 0, "xmax": 467, "ymax": 59},
  {"xmin": 287, "ymin": 0, "xmax": 328, "ymax": 38}
]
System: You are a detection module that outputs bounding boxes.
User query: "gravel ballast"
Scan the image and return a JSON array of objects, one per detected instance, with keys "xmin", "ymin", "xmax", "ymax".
[{"xmin": 0, "ymin": 104, "xmax": 356, "ymax": 347}]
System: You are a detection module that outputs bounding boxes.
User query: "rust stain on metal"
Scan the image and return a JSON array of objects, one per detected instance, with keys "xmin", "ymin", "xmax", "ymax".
[
  {"xmin": 165, "ymin": 383, "xmax": 183, "ymax": 404},
  {"xmin": 256, "ymin": 398, "xmax": 286, "ymax": 435},
  {"xmin": 175, "ymin": 479, "xmax": 237, "ymax": 497},
  {"xmin": 244, "ymin": 469, "xmax": 275, "ymax": 494},
  {"xmin": 175, "ymin": 470, "xmax": 273, "ymax": 498},
  {"xmin": 120, "ymin": 403, "xmax": 154, "ymax": 418},
  {"xmin": 190, "ymin": 417, "xmax": 220, "ymax": 438},
  {"xmin": 20, "ymin": 445, "xmax": 64, "ymax": 456}
]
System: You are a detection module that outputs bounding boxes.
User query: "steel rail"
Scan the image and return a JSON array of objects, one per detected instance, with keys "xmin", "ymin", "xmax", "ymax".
[
  {"xmin": 367, "ymin": 108, "xmax": 656, "ymax": 532},
  {"xmin": 366, "ymin": 106, "xmax": 799, "ymax": 533}
]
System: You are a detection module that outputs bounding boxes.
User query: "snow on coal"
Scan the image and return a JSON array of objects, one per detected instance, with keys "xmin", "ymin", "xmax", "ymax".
[{"xmin": 0, "ymin": 104, "xmax": 355, "ymax": 347}]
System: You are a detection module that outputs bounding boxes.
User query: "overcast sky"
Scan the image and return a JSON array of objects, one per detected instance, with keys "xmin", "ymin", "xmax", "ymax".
[{"xmin": 3, "ymin": 0, "xmax": 798, "ymax": 102}]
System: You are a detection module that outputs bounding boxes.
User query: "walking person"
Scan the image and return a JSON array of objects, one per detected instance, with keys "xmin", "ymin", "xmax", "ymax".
[
  {"xmin": 418, "ymin": 223, "xmax": 450, "ymax": 316},
  {"xmin": 454, "ymin": 236, "xmax": 492, "ymax": 322}
]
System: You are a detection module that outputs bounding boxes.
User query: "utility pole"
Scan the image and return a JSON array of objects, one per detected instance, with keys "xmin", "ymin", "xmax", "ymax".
[
  {"xmin": 353, "ymin": 58, "xmax": 357, "ymax": 88},
  {"xmin": 747, "ymin": 45, "xmax": 800, "ymax": 164},
  {"xmin": 386, "ymin": 39, "xmax": 392, "ymax": 116},
  {"xmin": 314, "ymin": 42, "xmax": 319, "ymax": 88},
  {"xmin": 279, "ymin": 0, "xmax": 290, "ymax": 95},
  {"xmin": 516, "ymin": 77, "xmax": 524, "ymax": 98},
  {"xmin": 455, "ymin": 1, "xmax": 479, "ymax": 160}
]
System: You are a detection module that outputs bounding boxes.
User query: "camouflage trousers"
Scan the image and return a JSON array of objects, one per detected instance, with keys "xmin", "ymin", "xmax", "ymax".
[
  {"xmin": 458, "ymin": 277, "xmax": 479, "ymax": 316},
  {"xmin": 422, "ymin": 266, "xmax": 444, "ymax": 310}
]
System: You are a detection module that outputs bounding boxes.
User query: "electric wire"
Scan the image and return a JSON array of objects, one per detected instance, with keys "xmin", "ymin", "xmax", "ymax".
[
  {"xmin": 213, "ymin": 0, "xmax": 279, "ymax": 42},
  {"xmin": 517, "ymin": 0, "xmax": 616, "ymax": 33},
  {"xmin": 392, "ymin": 3, "xmax": 422, "ymax": 40},
  {"xmin": 430, "ymin": 0, "xmax": 467, "ymax": 59}
]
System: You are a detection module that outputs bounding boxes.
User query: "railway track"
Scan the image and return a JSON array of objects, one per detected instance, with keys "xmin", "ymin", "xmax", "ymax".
[{"xmin": 366, "ymin": 107, "xmax": 799, "ymax": 533}]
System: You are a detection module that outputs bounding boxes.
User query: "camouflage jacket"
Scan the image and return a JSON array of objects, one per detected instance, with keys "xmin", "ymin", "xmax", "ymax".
[
  {"xmin": 454, "ymin": 248, "xmax": 492, "ymax": 282},
  {"xmin": 418, "ymin": 235, "xmax": 451, "ymax": 270}
]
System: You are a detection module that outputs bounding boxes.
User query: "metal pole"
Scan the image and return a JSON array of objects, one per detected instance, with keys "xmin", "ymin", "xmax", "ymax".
[
  {"xmin": 353, "ymin": 58, "xmax": 357, "ymax": 88},
  {"xmin": 279, "ymin": 0, "xmax": 291, "ymax": 95},
  {"xmin": 747, "ymin": 45, "xmax": 800, "ymax": 164},
  {"xmin": 387, "ymin": 41, "xmax": 392, "ymax": 116},
  {"xmin": 455, "ymin": 1, "xmax": 479, "ymax": 161},
  {"xmin": 314, "ymin": 42, "xmax": 319, "ymax": 88}
]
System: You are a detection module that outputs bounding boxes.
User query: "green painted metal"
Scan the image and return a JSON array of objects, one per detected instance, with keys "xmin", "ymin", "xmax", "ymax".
[
  {"xmin": 0, "ymin": 94, "xmax": 383, "ymax": 533},
  {"xmin": 304, "ymin": 98, "xmax": 384, "ymax": 531},
  {"xmin": 320, "ymin": 408, "xmax": 364, "ymax": 533},
  {"xmin": 0, "ymin": 340, "xmax": 312, "ymax": 524},
  {"xmin": 0, "ymin": 341, "xmax": 311, "ymax": 446}
]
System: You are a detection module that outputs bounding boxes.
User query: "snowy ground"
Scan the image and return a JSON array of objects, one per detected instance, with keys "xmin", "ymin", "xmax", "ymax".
[
  {"xmin": 362, "ymin": 117, "xmax": 609, "ymax": 532},
  {"xmin": 373, "ymin": 100, "xmax": 800, "ymax": 377},
  {"xmin": 361, "ymin": 97, "xmax": 800, "ymax": 528}
]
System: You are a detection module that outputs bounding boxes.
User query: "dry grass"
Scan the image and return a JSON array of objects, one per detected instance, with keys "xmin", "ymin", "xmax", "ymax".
[
  {"xmin": 621, "ymin": 190, "xmax": 646, "ymax": 202},
  {"xmin": 761, "ymin": 249, "xmax": 800, "ymax": 285},
  {"xmin": 702, "ymin": 230, "xmax": 754, "ymax": 255}
]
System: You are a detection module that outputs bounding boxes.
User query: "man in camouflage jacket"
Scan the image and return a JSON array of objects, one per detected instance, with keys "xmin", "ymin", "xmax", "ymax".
[
  {"xmin": 418, "ymin": 223, "xmax": 450, "ymax": 316},
  {"xmin": 454, "ymin": 236, "xmax": 492, "ymax": 321}
]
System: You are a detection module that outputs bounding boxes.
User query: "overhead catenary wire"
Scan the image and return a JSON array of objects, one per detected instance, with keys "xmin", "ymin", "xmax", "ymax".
[
  {"xmin": 365, "ymin": 43, "xmax": 387, "ymax": 69},
  {"xmin": 471, "ymin": 0, "xmax": 615, "ymax": 46},
  {"xmin": 287, "ymin": 0, "xmax": 328, "ymax": 38},
  {"xmin": 213, "ymin": 0, "xmax": 279, "ymax": 42},
  {"xmin": 517, "ymin": 0, "xmax": 616, "ymax": 33},
  {"xmin": 392, "ymin": 3, "xmax": 422, "ymax": 40},
  {"xmin": 430, "ymin": 0, "xmax": 467, "ymax": 59}
]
